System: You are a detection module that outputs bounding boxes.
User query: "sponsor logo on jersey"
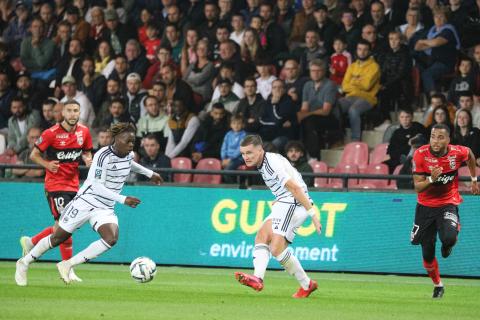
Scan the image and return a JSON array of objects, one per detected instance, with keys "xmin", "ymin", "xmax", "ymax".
[
  {"xmin": 436, "ymin": 174, "xmax": 455, "ymax": 185},
  {"xmin": 424, "ymin": 157, "xmax": 438, "ymax": 163},
  {"xmin": 75, "ymin": 131, "xmax": 84, "ymax": 145},
  {"xmin": 57, "ymin": 150, "xmax": 82, "ymax": 161},
  {"xmin": 56, "ymin": 134, "xmax": 69, "ymax": 139}
]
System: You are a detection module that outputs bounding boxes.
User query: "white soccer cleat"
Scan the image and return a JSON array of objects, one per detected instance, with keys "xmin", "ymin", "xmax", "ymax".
[
  {"xmin": 57, "ymin": 261, "xmax": 72, "ymax": 284},
  {"xmin": 15, "ymin": 258, "xmax": 28, "ymax": 286},
  {"xmin": 20, "ymin": 236, "xmax": 34, "ymax": 257},
  {"xmin": 69, "ymin": 268, "xmax": 83, "ymax": 282}
]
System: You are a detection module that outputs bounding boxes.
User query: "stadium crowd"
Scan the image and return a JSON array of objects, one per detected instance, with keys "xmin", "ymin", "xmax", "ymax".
[{"xmin": 0, "ymin": 0, "xmax": 479, "ymax": 185}]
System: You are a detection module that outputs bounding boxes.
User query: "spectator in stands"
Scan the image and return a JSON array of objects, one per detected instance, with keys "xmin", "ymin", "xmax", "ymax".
[
  {"xmin": 0, "ymin": 42, "xmax": 16, "ymax": 84},
  {"xmin": 77, "ymin": 56, "xmax": 107, "ymax": 113},
  {"xmin": 104, "ymin": 9, "xmax": 134, "ymax": 55},
  {"xmin": 283, "ymin": 59, "xmax": 309, "ymax": 109},
  {"xmin": 93, "ymin": 126, "xmax": 112, "ymax": 153},
  {"xmin": 236, "ymin": 77, "xmax": 266, "ymax": 134},
  {"xmin": 108, "ymin": 55, "xmax": 128, "ymax": 91},
  {"xmin": 339, "ymin": 9, "xmax": 361, "ymax": 55},
  {"xmin": 375, "ymin": 30, "xmax": 413, "ymax": 132},
  {"xmin": 203, "ymin": 78, "xmax": 240, "ymax": 117},
  {"xmin": 137, "ymin": 8, "xmax": 153, "ymax": 46},
  {"xmin": 367, "ymin": 1, "xmax": 392, "ymax": 43},
  {"xmin": 217, "ymin": 40, "xmax": 254, "ymax": 84},
  {"xmin": 396, "ymin": 133, "xmax": 427, "ymax": 190},
  {"xmin": 423, "ymin": 92, "xmax": 456, "ymax": 127},
  {"xmin": 340, "ymin": 40, "xmax": 381, "ymax": 141},
  {"xmin": 165, "ymin": 99, "xmax": 200, "ymax": 159},
  {"xmin": 55, "ymin": 38, "xmax": 85, "ymax": 91},
  {"xmin": 94, "ymin": 78, "xmax": 122, "ymax": 128},
  {"xmin": 351, "ymin": 0, "xmax": 368, "ymax": 29},
  {"xmin": 258, "ymin": 79, "xmax": 297, "ymax": 151},
  {"xmin": 385, "ymin": 109, "xmax": 427, "ymax": 173},
  {"xmin": 143, "ymin": 22, "xmax": 162, "ymax": 63},
  {"xmin": 166, "ymin": 4, "xmax": 186, "ymax": 31},
  {"xmin": 212, "ymin": 62, "xmax": 245, "ymax": 101},
  {"xmin": 299, "ymin": 29, "xmax": 328, "ymax": 77},
  {"xmin": 211, "ymin": 25, "xmax": 230, "ymax": 62},
  {"xmin": 448, "ymin": 0, "xmax": 469, "ymax": 47},
  {"xmin": 240, "ymin": 28, "xmax": 264, "ymax": 65},
  {"xmin": 0, "ymin": 71, "xmax": 15, "ymax": 135},
  {"xmin": 94, "ymin": 40, "xmax": 115, "ymax": 79},
  {"xmin": 218, "ymin": 0, "xmax": 233, "ymax": 26},
  {"xmin": 89, "ymin": 6, "xmax": 107, "ymax": 47},
  {"xmin": 3, "ymin": 1, "xmax": 30, "ymax": 58},
  {"xmin": 329, "ymin": 36, "xmax": 352, "ymax": 86},
  {"xmin": 164, "ymin": 23, "xmax": 184, "ymax": 64},
  {"xmin": 6, "ymin": 97, "xmax": 41, "ymax": 156},
  {"xmin": 183, "ymin": 39, "xmax": 215, "ymax": 102},
  {"xmin": 309, "ymin": 4, "xmax": 339, "ymax": 55},
  {"xmin": 125, "ymin": 39, "xmax": 150, "ymax": 79},
  {"xmin": 65, "ymin": 6, "xmax": 90, "ymax": 45},
  {"xmin": 361, "ymin": 24, "xmax": 387, "ymax": 64},
  {"xmin": 256, "ymin": 59, "xmax": 276, "ymax": 100},
  {"xmin": 453, "ymin": 109, "xmax": 480, "ymax": 165},
  {"xmin": 221, "ymin": 114, "xmax": 246, "ymax": 182},
  {"xmin": 274, "ymin": 0, "xmax": 295, "ymax": 37},
  {"xmin": 149, "ymin": 80, "xmax": 168, "ymax": 113},
  {"xmin": 426, "ymin": 105, "xmax": 454, "ymax": 139},
  {"xmin": 139, "ymin": 134, "xmax": 171, "ymax": 182},
  {"xmin": 143, "ymin": 43, "xmax": 176, "ymax": 90},
  {"xmin": 398, "ymin": 8, "xmax": 424, "ymax": 44},
  {"xmin": 457, "ymin": 92, "xmax": 480, "ymax": 129},
  {"xmin": 230, "ymin": 13, "xmax": 246, "ymax": 46},
  {"xmin": 39, "ymin": 3, "xmax": 55, "ymax": 39},
  {"xmin": 180, "ymin": 28, "xmax": 199, "ymax": 75},
  {"xmin": 125, "ymin": 72, "xmax": 148, "ymax": 123},
  {"xmin": 198, "ymin": 1, "xmax": 220, "ymax": 44},
  {"xmin": 52, "ymin": 102, "xmax": 64, "ymax": 123},
  {"xmin": 285, "ymin": 140, "xmax": 313, "ymax": 187},
  {"xmin": 241, "ymin": 0, "xmax": 260, "ymax": 26},
  {"xmin": 39, "ymin": 99, "xmax": 57, "ymax": 130},
  {"xmin": 15, "ymin": 71, "xmax": 45, "ymax": 112},
  {"xmin": 11, "ymin": 126, "xmax": 44, "ymax": 179},
  {"xmin": 259, "ymin": 2, "xmax": 287, "ymax": 57},
  {"xmin": 414, "ymin": 6, "xmax": 460, "ymax": 97},
  {"xmin": 289, "ymin": 0, "xmax": 316, "ymax": 48},
  {"xmin": 53, "ymin": 21, "xmax": 71, "ymax": 61},
  {"xmin": 60, "ymin": 75, "xmax": 95, "ymax": 126},
  {"xmin": 20, "ymin": 17, "xmax": 56, "ymax": 75},
  {"xmin": 136, "ymin": 95, "xmax": 170, "ymax": 150},
  {"xmin": 447, "ymin": 57, "xmax": 476, "ymax": 105},
  {"xmin": 160, "ymin": 64, "xmax": 196, "ymax": 113},
  {"xmin": 102, "ymin": 98, "xmax": 131, "ymax": 127},
  {"xmin": 298, "ymin": 59, "xmax": 340, "ymax": 160},
  {"xmin": 192, "ymin": 102, "xmax": 230, "ymax": 163}
]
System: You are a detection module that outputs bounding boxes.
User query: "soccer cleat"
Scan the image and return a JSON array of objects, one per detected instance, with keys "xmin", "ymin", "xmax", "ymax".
[
  {"xmin": 57, "ymin": 261, "xmax": 72, "ymax": 284},
  {"xmin": 432, "ymin": 286, "xmax": 445, "ymax": 298},
  {"xmin": 292, "ymin": 280, "xmax": 318, "ymax": 298},
  {"xmin": 15, "ymin": 258, "xmax": 28, "ymax": 286},
  {"xmin": 234, "ymin": 272, "xmax": 264, "ymax": 291},
  {"xmin": 69, "ymin": 268, "xmax": 83, "ymax": 282},
  {"xmin": 20, "ymin": 236, "xmax": 34, "ymax": 257},
  {"xmin": 441, "ymin": 245, "xmax": 453, "ymax": 258}
]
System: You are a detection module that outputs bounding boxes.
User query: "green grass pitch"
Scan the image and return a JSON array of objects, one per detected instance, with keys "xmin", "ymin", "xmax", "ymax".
[{"xmin": 0, "ymin": 261, "xmax": 478, "ymax": 320}]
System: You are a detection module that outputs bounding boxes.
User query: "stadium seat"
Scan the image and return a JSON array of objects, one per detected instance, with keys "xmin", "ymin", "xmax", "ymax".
[
  {"xmin": 338, "ymin": 142, "xmax": 369, "ymax": 170},
  {"xmin": 326, "ymin": 163, "xmax": 359, "ymax": 189},
  {"xmin": 458, "ymin": 166, "xmax": 480, "ymax": 192},
  {"xmin": 310, "ymin": 160, "xmax": 328, "ymax": 188},
  {"xmin": 369, "ymin": 143, "xmax": 389, "ymax": 165},
  {"xmin": 387, "ymin": 164, "xmax": 404, "ymax": 190},
  {"xmin": 382, "ymin": 124, "xmax": 400, "ymax": 143},
  {"xmin": 193, "ymin": 158, "xmax": 222, "ymax": 184},
  {"xmin": 171, "ymin": 157, "xmax": 193, "ymax": 183},
  {"xmin": 354, "ymin": 163, "xmax": 389, "ymax": 189}
]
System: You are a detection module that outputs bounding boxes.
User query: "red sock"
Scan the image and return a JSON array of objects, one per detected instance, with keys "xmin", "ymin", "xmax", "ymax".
[
  {"xmin": 59, "ymin": 237, "xmax": 73, "ymax": 260},
  {"xmin": 31, "ymin": 227, "xmax": 54, "ymax": 245},
  {"xmin": 423, "ymin": 258, "xmax": 441, "ymax": 285}
]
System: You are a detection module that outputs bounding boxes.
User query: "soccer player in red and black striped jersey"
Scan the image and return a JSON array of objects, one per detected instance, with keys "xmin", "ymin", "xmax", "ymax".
[
  {"xmin": 411, "ymin": 124, "xmax": 479, "ymax": 298},
  {"xmin": 19, "ymin": 100, "xmax": 93, "ymax": 281}
]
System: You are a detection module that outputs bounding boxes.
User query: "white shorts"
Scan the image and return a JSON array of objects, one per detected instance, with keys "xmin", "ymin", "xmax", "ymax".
[
  {"xmin": 58, "ymin": 197, "xmax": 118, "ymax": 234},
  {"xmin": 264, "ymin": 201, "xmax": 308, "ymax": 243}
]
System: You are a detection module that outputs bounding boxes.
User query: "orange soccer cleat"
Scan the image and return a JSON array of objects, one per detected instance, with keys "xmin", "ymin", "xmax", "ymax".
[
  {"xmin": 292, "ymin": 280, "xmax": 318, "ymax": 298},
  {"xmin": 234, "ymin": 272, "xmax": 264, "ymax": 292}
]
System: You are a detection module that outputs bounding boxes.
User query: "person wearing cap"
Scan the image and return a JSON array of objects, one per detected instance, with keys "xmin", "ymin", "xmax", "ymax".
[
  {"xmin": 3, "ymin": 1, "xmax": 30, "ymax": 57},
  {"xmin": 125, "ymin": 72, "xmax": 148, "ymax": 123},
  {"xmin": 65, "ymin": 6, "xmax": 90, "ymax": 45},
  {"xmin": 60, "ymin": 75, "xmax": 95, "ymax": 126},
  {"xmin": 104, "ymin": 8, "xmax": 135, "ymax": 55},
  {"xmin": 16, "ymin": 71, "xmax": 46, "ymax": 112},
  {"xmin": 20, "ymin": 17, "xmax": 56, "ymax": 73}
]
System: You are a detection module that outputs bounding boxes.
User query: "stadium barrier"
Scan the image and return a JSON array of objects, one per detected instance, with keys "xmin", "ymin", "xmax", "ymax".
[{"xmin": 1, "ymin": 182, "xmax": 479, "ymax": 277}]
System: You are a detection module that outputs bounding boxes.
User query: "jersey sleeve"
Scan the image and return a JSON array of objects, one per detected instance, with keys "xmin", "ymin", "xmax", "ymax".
[
  {"xmin": 266, "ymin": 155, "xmax": 291, "ymax": 188},
  {"xmin": 89, "ymin": 150, "xmax": 127, "ymax": 204},
  {"xmin": 458, "ymin": 145, "xmax": 470, "ymax": 163},
  {"xmin": 34, "ymin": 129, "xmax": 53, "ymax": 152},
  {"xmin": 412, "ymin": 149, "xmax": 427, "ymax": 175},
  {"xmin": 83, "ymin": 128, "xmax": 93, "ymax": 151}
]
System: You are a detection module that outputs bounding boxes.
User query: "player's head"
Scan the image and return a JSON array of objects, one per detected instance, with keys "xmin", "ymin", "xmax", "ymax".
[
  {"xmin": 109, "ymin": 122, "xmax": 136, "ymax": 156},
  {"xmin": 240, "ymin": 134, "xmax": 264, "ymax": 167},
  {"xmin": 430, "ymin": 123, "xmax": 450, "ymax": 156},
  {"xmin": 62, "ymin": 100, "xmax": 80, "ymax": 127}
]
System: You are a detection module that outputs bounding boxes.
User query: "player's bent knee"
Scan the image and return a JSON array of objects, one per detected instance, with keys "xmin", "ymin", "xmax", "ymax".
[{"xmin": 102, "ymin": 236, "xmax": 118, "ymax": 247}]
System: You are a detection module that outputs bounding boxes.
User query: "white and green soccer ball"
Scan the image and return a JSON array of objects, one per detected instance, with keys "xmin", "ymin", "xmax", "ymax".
[{"xmin": 130, "ymin": 257, "xmax": 157, "ymax": 283}]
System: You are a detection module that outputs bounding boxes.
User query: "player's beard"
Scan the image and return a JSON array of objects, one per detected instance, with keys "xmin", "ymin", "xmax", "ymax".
[
  {"xmin": 430, "ymin": 146, "xmax": 447, "ymax": 157},
  {"xmin": 66, "ymin": 118, "xmax": 79, "ymax": 127}
]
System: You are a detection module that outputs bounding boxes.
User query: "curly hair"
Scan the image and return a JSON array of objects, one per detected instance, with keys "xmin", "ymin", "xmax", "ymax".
[{"xmin": 108, "ymin": 122, "xmax": 135, "ymax": 138}]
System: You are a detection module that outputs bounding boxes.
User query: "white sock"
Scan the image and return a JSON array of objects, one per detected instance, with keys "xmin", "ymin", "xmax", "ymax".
[
  {"xmin": 68, "ymin": 239, "xmax": 111, "ymax": 267},
  {"xmin": 275, "ymin": 247, "xmax": 310, "ymax": 290},
  {"xmin": 23, "ymin": 236, "xmax": 52, "ymax": 265},
  {"xmin": 253, "ymin": 243, "xmax": 270, "ymax": 280}
]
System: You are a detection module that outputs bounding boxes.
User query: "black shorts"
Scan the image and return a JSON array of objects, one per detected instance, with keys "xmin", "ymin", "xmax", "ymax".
[
  {"xmin": 45, "ymin": 191, "xmax": 77, "ymax": 220},
  {"xmin": 410, "ymin": 203, "xmax": 461, "ymax": 245}
]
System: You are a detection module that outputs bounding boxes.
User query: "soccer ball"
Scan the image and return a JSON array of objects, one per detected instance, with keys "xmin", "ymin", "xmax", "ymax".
[{"xmin": 130, "ymin": 257, "xmax": 157, "ymax": 283}]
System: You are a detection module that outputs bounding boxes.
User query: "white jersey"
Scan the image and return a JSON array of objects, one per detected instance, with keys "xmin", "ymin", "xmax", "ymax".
[
  {"xmin": 75, "ymin": 146, "xmax": 153, "ymax": 210},
  {"xmin": 258, "ymin": 152, "xmax": 310, "ymax": 204}
]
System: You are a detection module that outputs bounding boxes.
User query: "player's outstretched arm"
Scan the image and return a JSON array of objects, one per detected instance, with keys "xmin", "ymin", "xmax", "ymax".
[
  {"xmin": 131, "ymin": 161, "xmax": 158, "ymax": 181},
  {"xmin": 285, "ymin": 179, "xmax": 322, "ymax": 235}
]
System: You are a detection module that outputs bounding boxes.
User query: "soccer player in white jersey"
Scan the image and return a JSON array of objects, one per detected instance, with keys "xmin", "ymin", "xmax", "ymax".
[
  {"xmin": 234, "ymin": 135, "xmax": 322, "ymax": 298},
  {"xmin": 15, "ymin": 123, "xmax": 162, "ymax": 286}
]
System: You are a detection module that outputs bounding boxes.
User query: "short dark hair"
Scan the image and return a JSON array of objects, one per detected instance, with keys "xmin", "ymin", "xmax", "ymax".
[
  {"xmin": 431, "ymin": 92, "xmax": 446, "ymax": 103},
  {"xmin": 110, "ymin": 97, "xmax": 125, "ymax": 107},
  {"xmin": 11, "ymin": 96, "xmax": 25, "ymax": 105},
  {"xmin": 43, "ymin": 98, "xmax": 57, "ymax": 107},
  {"xmin": 357, "ymin": 39, "xmax": 371, "ymax": 50},
  {"xmin": 240, "ymin": 134, "xmax": 263, "ymax": 147},
  {"xmin": 212, "ymin": 102, "xmax": 225, "ymax": 110},
  {"xmin": 432, "ymin": 123, "xmax": 451, "ymax": 135},
  {"xmin": 64, "ymin": 99, "xmax": 81, "ymax": 108},
  {"xmin": 458, "ymin": 91, "xmax": 474, "ymax": 99},
  {"xmin": 285, "ymin": 140, "xmax": 306, "ymax": 154},
  {"xmin": 399, "ymin": 109, "xmax": 413, "ymax": 115},
  {"xmin": 144, "ymin": 133, "xmax": 159, "ymax": 144}
]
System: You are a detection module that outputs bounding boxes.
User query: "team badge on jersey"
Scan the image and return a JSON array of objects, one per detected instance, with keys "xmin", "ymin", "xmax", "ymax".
[
  {"xmin": 76, "ymin": 132, "xmax": 84, "ymax": 145},
  {"xmin": 448, "ymin": 156, "xmax": 456, "ymax": 169}
]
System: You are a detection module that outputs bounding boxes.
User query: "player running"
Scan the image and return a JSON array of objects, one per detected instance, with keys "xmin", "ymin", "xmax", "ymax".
[
  {"xmin": 15, "ymin": 123, "xmax": 162, "ymax": 286},
  {"xmin": 20, "ymin": 100, "xmax": 93, "ymax": 282},
  {"xmin": 411, "ymin": 124, "xmax": 479, "ymax": 298},
  {"xmin": 234, "ymin": 135, "xmax": 322, "ymax": 298}
]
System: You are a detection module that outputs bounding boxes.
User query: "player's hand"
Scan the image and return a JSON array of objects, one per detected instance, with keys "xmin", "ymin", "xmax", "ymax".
[
  {"xmin": 124, "ymin": 196, "xmax": 141, "ymax": 208},
  {"xmin": 47, "ymin": 160, "xmax": 60, "ymax": 173},
  {"xmin": 150, "ymin": 172, "xmax": 163, "ymax": 185},
  {"xmin": 312, "ymin": 215, "xmax": 322, "ymax": 235},
  {"xmin": 471, "ymin": 181, "xmax": 479, "ymax": 195},
  {"xmin": 431, "ymin": 166, "xmax": 442, "ymax": 181}
]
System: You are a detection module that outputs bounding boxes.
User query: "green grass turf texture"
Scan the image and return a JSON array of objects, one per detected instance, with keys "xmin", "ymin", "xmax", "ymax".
[{"xmin": 0, "ymin": 261, "xmax": 478, "ymax": 320}]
